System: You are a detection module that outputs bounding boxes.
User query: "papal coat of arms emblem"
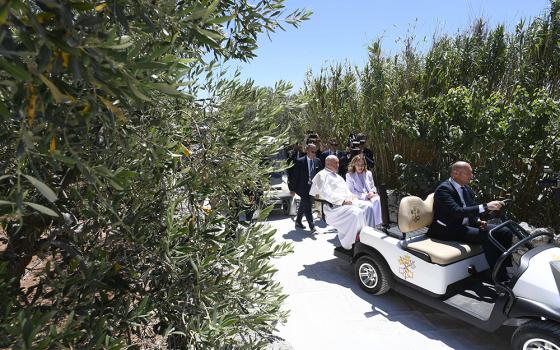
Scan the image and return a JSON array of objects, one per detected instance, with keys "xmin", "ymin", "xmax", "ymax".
[
  {"xmin": 398, "ymin": 255, "xmax": 416, "ymax": 279},
  {"xmin": 410, "ymin": 206, "xmax": 420, "ymax": 222}
]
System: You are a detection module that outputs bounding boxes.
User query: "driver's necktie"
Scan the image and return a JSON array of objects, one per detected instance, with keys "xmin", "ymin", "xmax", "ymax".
[
  {"xmin": 461, "ymin": 186, "xmax": 470, "ymax": 206},
  {"xmin": 460, "ymin": 186, "xmax": 470, "ymax": 225}
]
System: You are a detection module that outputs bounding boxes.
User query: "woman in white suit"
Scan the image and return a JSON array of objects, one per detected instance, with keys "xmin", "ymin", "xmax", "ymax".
[{"xmin": 345, "ymin": 154, "xmax": 382, "ymax": 225}]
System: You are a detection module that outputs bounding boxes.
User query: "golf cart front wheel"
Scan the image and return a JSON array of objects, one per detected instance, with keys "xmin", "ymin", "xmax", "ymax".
[
  {"xmin": 512, "ymin": 320, "xmax": 560, "ymax": 350},
  {"xmin": 354, "ymin": 255, "xmax": 391, "ymax": 295}
]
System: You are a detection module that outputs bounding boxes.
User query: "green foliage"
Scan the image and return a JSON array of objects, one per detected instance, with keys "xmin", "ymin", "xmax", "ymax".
[
  {"xmin": 296, "ymin": 1, "xmax": 560, "ymax": 230},
  {"xmin": 0, "ymin": 0, "xmax": 310, "ymax": 348}
]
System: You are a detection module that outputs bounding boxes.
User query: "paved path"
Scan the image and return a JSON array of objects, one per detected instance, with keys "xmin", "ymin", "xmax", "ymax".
[{"xmin": 267, "ymin": 213, "xmax": 514, "ymax": 350}]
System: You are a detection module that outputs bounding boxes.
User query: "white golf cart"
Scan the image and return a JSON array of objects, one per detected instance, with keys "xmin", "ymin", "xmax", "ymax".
[
  {"xmin": 334, "ymin": 192, "xmax": 560, "ymax": 350},
  {"xmin": 266, "ymin": 171, "xmax": 295, "ymax": 215},
  {"xmin": 264, "ymin": 146, "xmax": 296, "ymax": 216}
]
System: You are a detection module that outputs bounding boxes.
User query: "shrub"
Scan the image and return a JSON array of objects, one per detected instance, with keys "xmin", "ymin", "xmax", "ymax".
[{"xmin": 296, "ymin": 1, "xmax": 560, "ymax": 230}]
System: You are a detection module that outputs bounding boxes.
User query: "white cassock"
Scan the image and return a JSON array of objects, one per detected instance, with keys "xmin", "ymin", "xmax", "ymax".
[{"xmin": 309, "ymin": 169, "xmax": 376, "ymax": 249}]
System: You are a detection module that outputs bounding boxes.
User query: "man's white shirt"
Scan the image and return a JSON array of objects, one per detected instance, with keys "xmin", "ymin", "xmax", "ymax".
[{"xmin": 306, "ymin": 156, "xmax": 315, "ymax": 184}]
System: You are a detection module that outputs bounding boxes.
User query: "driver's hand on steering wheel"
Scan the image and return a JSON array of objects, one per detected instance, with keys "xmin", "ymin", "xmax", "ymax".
[{"xmin": 487, "ymin": 200, "xmax": 504, "ymax": 211}]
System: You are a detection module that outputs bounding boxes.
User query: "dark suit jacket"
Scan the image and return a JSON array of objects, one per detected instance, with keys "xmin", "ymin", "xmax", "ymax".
[
  {"xmin": 362, "ymin": 148, "xmax": 375, "ymax": 170},
  {"xmin": 320, "ymin": 149, "xmax": 343, "ymax": 159},
  {"xmin": 428, "ymin": 180, "xmax": 481, "ymax": 236},
  {"xmin": 319, "ymin": 149, "xmax": 343, "ymax": 170},
  {"xmin": 288, "ymin": 156, "xmax": 322, "ymax": 197}
]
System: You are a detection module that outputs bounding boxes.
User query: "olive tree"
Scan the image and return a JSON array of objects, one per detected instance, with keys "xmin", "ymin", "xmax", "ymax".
[{"xmin": 0, "ymin": 0, "xmax": 310, "ymax": 347}]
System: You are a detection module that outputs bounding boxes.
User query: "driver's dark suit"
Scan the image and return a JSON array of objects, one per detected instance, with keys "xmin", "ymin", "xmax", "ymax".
[{"xmin": 428, "ymin": 179, "xmax": 512, "ymax": 272}]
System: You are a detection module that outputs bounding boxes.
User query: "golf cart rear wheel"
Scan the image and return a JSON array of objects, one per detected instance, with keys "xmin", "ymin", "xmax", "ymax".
[
  {"xmin": 354, "ymin": 255, "xmax": 391, "ymax": 295},
  {"xmin": 512, "ymin": 320, "xmax": 560, "ymax": 350}
]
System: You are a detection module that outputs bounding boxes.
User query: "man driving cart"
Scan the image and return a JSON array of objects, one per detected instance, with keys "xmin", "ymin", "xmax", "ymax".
[{"xmin": 428, "ymin": 161, "xmax": 514, "ymax": 279}]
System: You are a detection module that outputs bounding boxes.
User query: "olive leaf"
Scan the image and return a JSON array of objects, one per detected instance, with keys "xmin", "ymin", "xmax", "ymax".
[
  {"xmin": 24, "ymin": 201, "xmax": 58, "ymax": 217},
  {"xmin": 38, "ymin": 74, "xmax": 72, "ymax": 104},
  {"xmin": 22, "ymin": 174, "xmax": 58, "ymax": 202}
]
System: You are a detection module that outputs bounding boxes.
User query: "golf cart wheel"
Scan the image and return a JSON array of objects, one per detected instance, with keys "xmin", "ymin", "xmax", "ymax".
[
  {"xmin": 282, "ymin": 200, "xmax": 290, "ymax": 216},
  {"xmin": 512, "ymin": 320, "xmax": 560, "ymax": 350},
  {"xmin": 354, "ymin": 255, "xmax": 391, "ymax": 295}
]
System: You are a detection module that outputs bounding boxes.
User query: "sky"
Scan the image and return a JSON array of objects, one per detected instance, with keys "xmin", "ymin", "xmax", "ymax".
[{"xmin": 232, "ymin": 0, "xmax": 550, "ymax": 92}]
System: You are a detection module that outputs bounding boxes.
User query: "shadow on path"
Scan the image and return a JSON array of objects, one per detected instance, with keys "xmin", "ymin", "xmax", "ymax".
[
  {"xmin": 266, "ymin": 212, "xmax": 293, "ymax": 222},
  {"xmin": 298, "ymin": 258, "xmax": 512, "ymax": 350},
  {"xmin": 283, "ymin": 228, "xmax": 318, "ymax": 242},
  {"xmin": 326, "ymin": 237, "xmax": 340, "ymax": 246}
]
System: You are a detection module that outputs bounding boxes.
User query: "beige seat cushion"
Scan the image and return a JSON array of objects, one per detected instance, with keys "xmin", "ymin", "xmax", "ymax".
[
  {"xmin": 407, "ymin": 238, "xmax": 483, "ymax": 265},
  {"xmin": 398, "ymin": 194, "xmax": 435, "ymax": 233}
]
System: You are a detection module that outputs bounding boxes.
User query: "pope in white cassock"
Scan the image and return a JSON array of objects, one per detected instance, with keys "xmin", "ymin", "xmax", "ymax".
[{"xmin": 309, "ymin": 155, "xmax": 377, "ymax": 249}]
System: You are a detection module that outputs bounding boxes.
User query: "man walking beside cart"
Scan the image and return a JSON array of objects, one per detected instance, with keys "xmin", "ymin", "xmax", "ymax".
[{"xmin": 288, "ymin": 143, "xmax": 322, "ymax": 233}]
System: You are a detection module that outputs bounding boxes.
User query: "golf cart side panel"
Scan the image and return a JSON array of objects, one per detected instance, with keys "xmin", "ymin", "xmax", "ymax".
[
  {"xmin": 359, "ymin": 226, "xmax": 489, "ymax": 295},
  {"xmin": 395, "ymin": 252, "xmax": 488, "ymax": 295},
  {"xmin": 509, "ymin": 297, "xmax": 560, "ymax": 323},
  {"xmin": 512, "ymin": 246, "xmax": 560, "ymax": 308}
]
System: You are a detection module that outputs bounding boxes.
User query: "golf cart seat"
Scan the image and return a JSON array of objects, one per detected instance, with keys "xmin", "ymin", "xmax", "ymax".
[
  {"xmin": 314, "ymin": 195, "xmax": 333, "ymax": 222},
  {"xmin": 398, "ymin": 194, "xmax": 483, "ymax": 265}
]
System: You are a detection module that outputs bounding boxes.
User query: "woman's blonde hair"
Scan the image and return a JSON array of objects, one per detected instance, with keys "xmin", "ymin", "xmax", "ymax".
[{"xmin": 347, "ymin": 154, "xmax": 367, "ymax": 174}]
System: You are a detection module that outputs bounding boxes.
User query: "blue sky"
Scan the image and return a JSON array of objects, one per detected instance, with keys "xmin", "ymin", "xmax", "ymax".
[{"xmin": 232, "ymin": 0, "xmax": 550, "ymax": 92}]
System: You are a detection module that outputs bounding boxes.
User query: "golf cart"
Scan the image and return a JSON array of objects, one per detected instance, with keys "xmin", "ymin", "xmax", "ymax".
[
  {"xmin": 266, "ymin": 170, "xmax": 295, "ymax": 215},
  {"xmin": 334, "ymin": 184, "xmax": 560, "ymax": 349},
  {"xmin": 263, "ymin": 147, "xmax": 297, "ymax": 216}
]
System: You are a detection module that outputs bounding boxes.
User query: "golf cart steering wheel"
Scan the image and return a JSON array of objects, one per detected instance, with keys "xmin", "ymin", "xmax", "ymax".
[
  {"xmin": 491, "ymin": 227, "xmax": 555, "ymax": 286},
  {"xmin": 500, "ymin": 198, "xmax": 512, "ymax": 211}
]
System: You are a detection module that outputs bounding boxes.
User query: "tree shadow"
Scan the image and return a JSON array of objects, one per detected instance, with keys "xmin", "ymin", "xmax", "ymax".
[
  {"xmin": 326, "ymin": 236, "xmax": 340, "ymax": 246},
  {"xmin": 282, "ymin": 228, "xmax": 317, "ymax": 242},
  {"xmin": 298, "ymin": 257, "xmax": 513, "ymax": 350},
  {"xmin": 314, "ymin": 220, "xmax": 328, "ymax": 228},
  {"xmin": 266, "ymin": 212, "xmax": 293, "ymax": 222}
]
